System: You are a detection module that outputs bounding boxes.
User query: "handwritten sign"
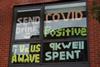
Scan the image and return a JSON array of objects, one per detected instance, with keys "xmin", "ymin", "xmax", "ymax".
[
  {"xmin": 43, "ymin": 40, "xmax": 87, "ymax": 63},
  {"xmin": 11, "ymin": 43, "xmax": 41, "ymax": 63}
]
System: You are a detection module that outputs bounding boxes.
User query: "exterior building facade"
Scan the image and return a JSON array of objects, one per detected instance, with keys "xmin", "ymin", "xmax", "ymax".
[{"xmin": 0, "ymin": 0, "xmax": 100, "ymax": 67}]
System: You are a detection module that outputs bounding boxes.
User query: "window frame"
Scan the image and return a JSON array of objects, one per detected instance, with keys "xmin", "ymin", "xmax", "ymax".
[{"xmin": 9, "ymin": 1, "xmax": 89, "ymax": 67}]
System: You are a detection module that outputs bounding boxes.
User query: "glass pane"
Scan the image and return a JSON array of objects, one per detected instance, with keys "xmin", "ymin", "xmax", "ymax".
[
  {"xmin": 43, "ymin": 2, "xmax": 88, "ymax": 63},
  {"xmin": 15, "ymin": 9, "xmax": 41, "ymax": 40},
  {"xmin": 42, "ymin": 40, "xmax": 87, "ymax": 63},
  {"xmin": 44, "ymin": 2, "xmax": 87, "ymax": 39},
  {"xmin": 11, "ymin": 43, "xmax": 41, "ymax": 63}
]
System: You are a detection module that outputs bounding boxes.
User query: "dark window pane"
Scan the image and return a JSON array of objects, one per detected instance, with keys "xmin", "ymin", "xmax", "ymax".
[{"xmin": 42, "ymin": 40, "xmax": 88, "ymax": 63}]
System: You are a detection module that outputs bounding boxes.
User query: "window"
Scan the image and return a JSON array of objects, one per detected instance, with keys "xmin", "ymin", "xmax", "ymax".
[
  {"xmin": 44, "ymin": 2, "xmax": 87, "ymax": 39},
  {"xmin": 42, "ymin": 2, "xmax": 88, "ymax": 63},
  {"xmin": 15, "ymin": 8, "xmax": 41, "ymax": 40},
  {"xmin": 11, "ymin": 6, "xmax": 42, "ymax": 64},
  {"xmin": 9, "ymin": 1, "xmax": 89, "ymax": 67}
]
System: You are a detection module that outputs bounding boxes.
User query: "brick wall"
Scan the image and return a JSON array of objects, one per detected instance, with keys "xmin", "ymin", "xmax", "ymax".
[
  {"xmin": 0, "ymin": 0, "xmax": 100, "ymax": 67},
  {"xmin": 87, "ymin": 0, "xmax": 100, "ymax": 67}
]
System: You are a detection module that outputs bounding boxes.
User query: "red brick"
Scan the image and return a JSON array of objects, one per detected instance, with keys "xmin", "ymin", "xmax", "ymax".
[{"xmin": 0, "ymin": 0, "xmax": 100, "ymax": 67}]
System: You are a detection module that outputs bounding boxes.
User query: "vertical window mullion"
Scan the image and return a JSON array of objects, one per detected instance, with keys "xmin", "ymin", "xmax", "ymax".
[{"xmin": 40, "ymin": 4, "xmax": 45, "ymax": 63}]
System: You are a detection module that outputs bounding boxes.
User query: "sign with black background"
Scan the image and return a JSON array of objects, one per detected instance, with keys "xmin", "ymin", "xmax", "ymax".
[{"xmin": 42, "ymin": 40, "xmax": 87, "ymax": 63}]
